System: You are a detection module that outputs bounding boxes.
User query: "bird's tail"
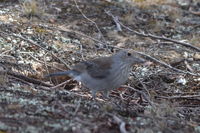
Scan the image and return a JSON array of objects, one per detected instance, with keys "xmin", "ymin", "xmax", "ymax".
[{"xmin": 45, "ymin": 70, "xmax": 79, "ymax": 78}]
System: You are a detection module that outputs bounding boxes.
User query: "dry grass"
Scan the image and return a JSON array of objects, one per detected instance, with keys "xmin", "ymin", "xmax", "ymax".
[
  {"xmin": 130, "ymin": 0, "xmax": 176, "ymax": 8},
  {"xmin": 19, "ymin": 0, "xmax": 45, "ymax": 17}
]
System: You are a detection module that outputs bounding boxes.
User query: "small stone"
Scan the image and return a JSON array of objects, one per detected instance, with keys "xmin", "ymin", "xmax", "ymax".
[{"xmin": 193, "ymin": 53, "xmax": 200, "ymax": 60}]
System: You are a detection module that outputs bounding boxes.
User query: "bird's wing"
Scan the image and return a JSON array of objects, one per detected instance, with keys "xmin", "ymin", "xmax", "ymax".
[{"xmin": 73, "ymin": 57, "xmax": 113, "ymax": 79}]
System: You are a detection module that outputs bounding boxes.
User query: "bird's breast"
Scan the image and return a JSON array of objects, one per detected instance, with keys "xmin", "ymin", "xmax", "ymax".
[
  {"xmin": 75, "ymin": 63, "xmax": 131, "ymax": 91},
  {"xmin": 107, "ymin": 63, "xmax": 131, "ymax": 88}
]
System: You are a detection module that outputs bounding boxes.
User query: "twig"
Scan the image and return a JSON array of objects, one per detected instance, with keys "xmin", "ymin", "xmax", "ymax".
[
  {"xmin": 0, "ymin": 50, "xmax": 12, "ymax": 55},
  {"xmin": 73, "ymin": 0, "xmax": 107, "ymax": 44},
  {"xmin": 40, "ymin": 24, "xmax": 109, "ymax": 47},
  {"xmin": 121, "ymin": 85, "xmax": 154, "ymax": 107},
  {"xmin": 131, "ymin": 73, "xmax": 150, "ymax": 97},
  {"xmin": 0, "ymin": 54, "xmax": 15, "ymax": 59},
  {"xmin": 51, "ymin": 52, "xmax": 71, "ymax": 69},
  {"xmin": 0, "ymin": 49, "xmax": 15, "ymax": 59},
  {"xmin": 134, "ymin": 50, "xmax": 200, "ymax": 76},
  {"xmin": 50, "ymin": 80, "xmax": 72, "ymax": 89},
  {"xmin": 105, "ymin": 11, "xmax": 200, "ymax": 52},
  {"xmin": 1, "ymin": 70, "xmax": 53, "ymax": 87},
  {"xmin": 108, "ymin": 13, "xmax": 122, "ymax": 31},
  {"xmin": 1, "ymin": 30, "xmax": 70, "ymax": 69},
  {"xmin": 0, "ymin": 31, "xmax": 50, "ymax": 51},
  {"xmin": 10, "ymin": 75, "xmax": 33, "ymax": 86},
  {"xmin": 73, "ymin": 98, "xmax": 81, "ymax": 116},
  {"xmin": 27, "ymin": 53, "xmax": 64, "ymax": 71},
  {"xmin": 59, "ymin": 25, "xmax": 108, "ymax": 46},
  {"xmin": 189, "ymin": 7, "xmax": 200, "ymax": 16},
  {"xmin": 184, "ymin": 60, "xmax": 194, "ymax": 72},
  {"xmin": 112, "ymin": 115, "xmax": 129, "ymax": 133},
  {"xmin": 157, "ymin": 95, "xmax": 200, "ymax": 99}
]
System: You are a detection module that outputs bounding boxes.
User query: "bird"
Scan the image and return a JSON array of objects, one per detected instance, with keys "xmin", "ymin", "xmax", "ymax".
[{"xmin": 46, "ymin": 50, "xmax": 145, "ymax": 99}]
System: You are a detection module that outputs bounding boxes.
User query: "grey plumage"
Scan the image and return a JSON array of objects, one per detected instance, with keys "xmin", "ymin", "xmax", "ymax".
[{"xmin": 47, "ymin": 50, "xmax": 145, "ymax": 98}]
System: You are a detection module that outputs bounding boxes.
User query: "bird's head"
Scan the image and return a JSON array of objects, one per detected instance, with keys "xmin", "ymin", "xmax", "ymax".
[{"xmin": 114, "ymin": 50, "xmax": 145, "ymax": 65}]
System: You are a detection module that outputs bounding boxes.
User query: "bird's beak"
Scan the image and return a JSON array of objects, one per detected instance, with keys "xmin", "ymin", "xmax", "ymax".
[
  {"xmin": 128, "ymin": 50, "xmax": 146, "ymax": 64},
  {"xmin": 135, "ymin": 57, "xmax": 146, "ymax": 64}
]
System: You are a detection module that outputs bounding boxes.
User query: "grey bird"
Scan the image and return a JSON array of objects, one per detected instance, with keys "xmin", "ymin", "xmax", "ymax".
[{"xmin": 47, "ymin": 50, "xmax": 145, "ymax": 98}]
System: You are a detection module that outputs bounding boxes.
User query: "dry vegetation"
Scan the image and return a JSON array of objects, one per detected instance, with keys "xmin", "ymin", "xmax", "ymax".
[{"xmin": 0, "ymin": 0, "xmax": 200, "ymax": 133}]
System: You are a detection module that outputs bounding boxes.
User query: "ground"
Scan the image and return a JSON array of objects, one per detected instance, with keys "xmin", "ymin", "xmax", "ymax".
[{"xmin": 0, "ymin": 0, "xmax": 200, "ymax": 133}]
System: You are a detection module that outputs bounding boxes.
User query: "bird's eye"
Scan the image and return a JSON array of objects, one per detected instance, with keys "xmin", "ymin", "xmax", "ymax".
[{"xmin": 127, "ymin": 52, "xmax": 131, "ymax": 56}]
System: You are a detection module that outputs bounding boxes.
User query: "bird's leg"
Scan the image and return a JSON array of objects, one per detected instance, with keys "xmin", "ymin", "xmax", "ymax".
[
  {"xmin": 91, "ymin": 90, "xmax": 97, "ymax": 100},
  {"xmin": 102, "ymin": 90, "xmax": 110, "ymax": 99}
]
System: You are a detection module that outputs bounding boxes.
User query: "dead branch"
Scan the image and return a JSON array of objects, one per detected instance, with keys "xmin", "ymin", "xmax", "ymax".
[
  {"xmin": 0, "ymin": 31, "xmax": 50, "ymax": 51},
  {"xmin": 50, "ymin": 80, "xmax": 72, "ymax": 89},
  {"xmin": 25, "ymin": 53, "xmax": 64, "ymax": 71},
  {"xmin": 134, "ymin": 51, "xmax": 200, "ymax": 76},
  {"xmin": 157, "ymin": 95, "xmax": 200, "ymax": 99},
  {"xmin": 73, "ymin": 98, "xmax": 81, "ymax": 116},
  {"xmin": 121, "ymin": 85, "xmax": 154, "ymax": 107},
  {"xmin": 112, "ymin": 115, "xmax": 129, "ymax": 133},
  {"xmin": 105, "ymin": 11, "xmax": 200, "ymax": 52},
  {"xmin": 184, "ymin": 60, "xmax": 194, "ymax": 72},
  {"xmin": 73, "ymin": 0, "xmax": 107, "ymax": 43},
  {"xmin": 189, "ymin": 7, "xmax": 200, "ymax": 16},
  {"xmin": 1, "ymin": 70, "xmax": 53, "ymax": 87}
]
